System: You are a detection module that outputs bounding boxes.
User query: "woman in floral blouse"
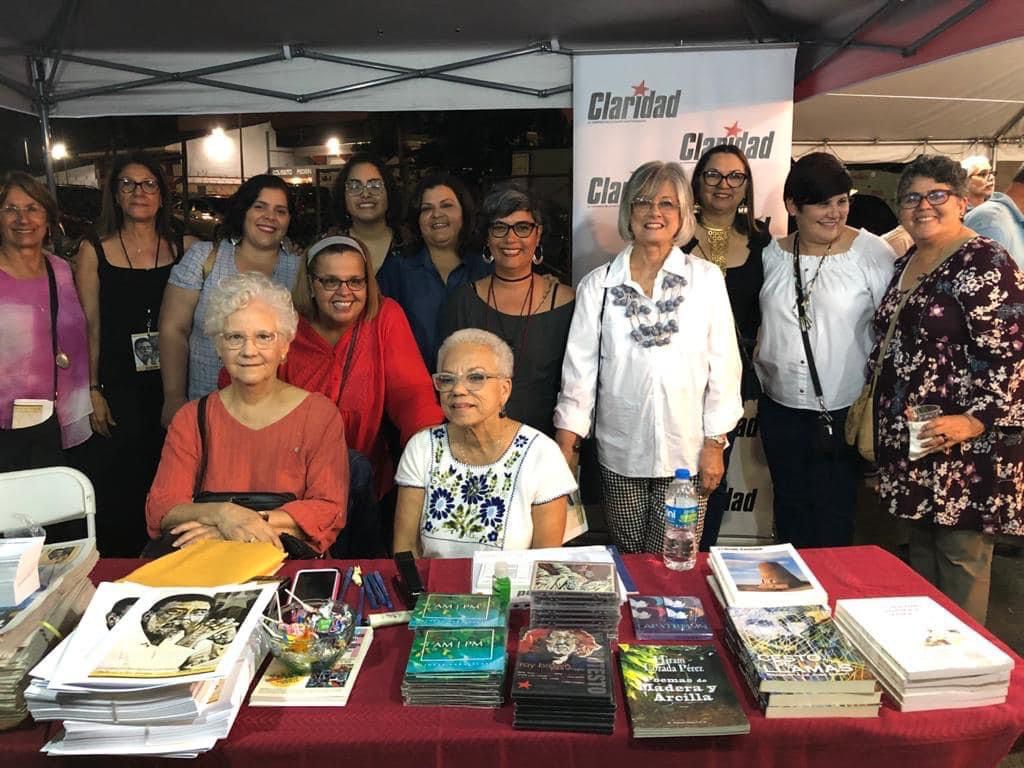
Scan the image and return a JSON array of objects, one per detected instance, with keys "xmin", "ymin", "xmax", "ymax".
[
  {"xmin": 871, "ymin": 154, "xmax": 1024, "ymax": 624},
  {"xmin": 393, "ymin": 329, "xmax": 576, "ymax": 558}
]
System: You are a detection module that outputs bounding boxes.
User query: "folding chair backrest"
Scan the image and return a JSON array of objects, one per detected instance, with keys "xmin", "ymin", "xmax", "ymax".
[{"xmin": 0, "ymin": 466, "xmax": 96, "ymax": 542}]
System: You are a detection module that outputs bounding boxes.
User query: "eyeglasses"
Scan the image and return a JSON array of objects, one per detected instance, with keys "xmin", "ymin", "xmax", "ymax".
[
  {"xmin": 488, "ymin": 221, "xmax": 538, "ymax": 238},
  {"xmin": 702, "ymin": 169, "xmax": 748, "ymax": 188},
  {"xmin": 0, "ymin": 203, "xmax": 46, "ymax": 219},
  {"xmin": 344, "ymin": 179, "xmax": 385, "ymax": 196},
  {"xmin": 117, "ymin": 178, "xmax": 160, "ymax": 195},
  {"xmin": 311, "ymin": 274, "xmax": 367, "ymax": 292},
  {"xmin": 220, "ymin": 331, "xmax": 278, "ymax": 349},
  {"xmin": 898, "ymin": 189, "xmax": 958, "ymax": 209},
  {"xmin": 432, "ymin": 371, "xmax": 506, "ymax": 392},
  {"xmin": 970, "ymin": 168, "xmax": 993, "ymax": 179},
  {"xmin": 631, "ymin": 198, "xmax": 679, "ymax": 214}
]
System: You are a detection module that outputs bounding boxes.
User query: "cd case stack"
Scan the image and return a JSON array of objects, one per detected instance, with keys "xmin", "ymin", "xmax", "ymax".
[
  {"xmin": 528, "ymin": 561, "xmax": 620, "ymax": 640},
  {"xmin": 400, "ymin": 627, "xmax": 508, "ymax": 707},
  {"xmin": 511, "ymin": 628, "xmax": 616, "ymax": 734}
]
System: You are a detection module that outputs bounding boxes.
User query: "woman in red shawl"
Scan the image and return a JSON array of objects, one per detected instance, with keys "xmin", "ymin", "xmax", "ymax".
[{"xmin": 283, "ymin": 234, "xmax": 442, "ymax": 498}]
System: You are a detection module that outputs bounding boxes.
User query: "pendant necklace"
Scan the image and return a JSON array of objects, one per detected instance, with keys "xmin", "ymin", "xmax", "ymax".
[
  {"xmin": 697, "ymin": 222, "xmax": 730, "ymax": 274},
  {"xmin": 119, "ymin": 229, "xmax": 160, "ymax": 270},
  {"xmin": 793, "ymin": 233, "xmax": 839, "ymax": 331},
  {"xmin": 487, "ymin": 273, "xmax": 535, "ymax": 355}
]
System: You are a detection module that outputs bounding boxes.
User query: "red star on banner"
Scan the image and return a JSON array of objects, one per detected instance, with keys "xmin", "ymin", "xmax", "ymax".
[
  {"xmin": 724, "ymin": 121, "xmax": 742, "ymax": 137},
  {"xmin": 517, "ymin": 680, "xmax": 532, "ymax": 689},
  {"xmin": 632, "ymin": 80, "xmax": 649, "ymax": 97}
]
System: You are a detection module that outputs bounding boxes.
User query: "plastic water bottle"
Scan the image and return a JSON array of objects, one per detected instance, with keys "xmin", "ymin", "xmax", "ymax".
[{"xmin": 663, "ymin": 468, "xmax": 698, "ymax": 571}]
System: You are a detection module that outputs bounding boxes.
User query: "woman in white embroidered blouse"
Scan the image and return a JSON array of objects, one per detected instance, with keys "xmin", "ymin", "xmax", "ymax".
[
  {"xmin": 554, "ymin": 161, "xmax": 743, "ymax": 554},
  {"xmin": 755, "ymin": 152, "xmax": 895, "ymax": 549},
  {"xmin": 393, "ymin": 329, "xmax": 576, "ymax": 558}
]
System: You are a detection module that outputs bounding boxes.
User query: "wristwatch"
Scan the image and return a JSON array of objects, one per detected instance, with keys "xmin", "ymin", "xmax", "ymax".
[
  {"xmin": 704, "ymin": 434, "xmax": 729, "ymax": 448},
  {"xmin": 256, "ymin": 510, "xmax": 270, "ymax": 522}
]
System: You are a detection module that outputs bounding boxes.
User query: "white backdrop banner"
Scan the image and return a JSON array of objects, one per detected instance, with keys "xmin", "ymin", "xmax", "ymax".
[{"xmin": 571, "ymin": 47, "xmax": 795, "ymax": 542}]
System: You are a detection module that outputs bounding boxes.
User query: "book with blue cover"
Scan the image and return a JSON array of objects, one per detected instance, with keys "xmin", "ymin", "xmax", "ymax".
[
  {"xmin": 628, "ymin": 596, "xmax": 713, "ymax": 641},
  {"xmin": 409, "ymin": 593, "xmax": 507, "ymax": 630},
  {"xmin": 404, "ymin": 628, "xmax": 508, "ymax": 676}
]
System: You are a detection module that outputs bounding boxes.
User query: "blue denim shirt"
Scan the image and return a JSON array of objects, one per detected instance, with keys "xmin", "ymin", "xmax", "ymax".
[
  {"xmin": 965, "ymin": 192, "xmax": 1024, "ymax": 272},
  {"xmin": 377, "ymin": 245, "xmax": 493, "ymax": 371}
]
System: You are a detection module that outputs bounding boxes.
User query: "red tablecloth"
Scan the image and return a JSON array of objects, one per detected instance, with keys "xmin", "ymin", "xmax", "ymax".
[{"xmin": 0, "ymin": 546, "xmax": 1022, "ymax": 767}]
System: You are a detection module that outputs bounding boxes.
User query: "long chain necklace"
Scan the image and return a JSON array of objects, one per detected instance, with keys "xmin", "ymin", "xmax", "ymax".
[
  {"xmin": 486, "ymin": 273, "xmax": 535, "ymax": 355},
  {"xmin": 793, "ymin": 233, "xmax": 838, "ymax": 330},
  {"xmin": 118, "ymin": 229, "xmax": 159, "ymax": 270},
  {"xmin": 697, "ymin": 222, "xmax": 730, "ymax": 274}
]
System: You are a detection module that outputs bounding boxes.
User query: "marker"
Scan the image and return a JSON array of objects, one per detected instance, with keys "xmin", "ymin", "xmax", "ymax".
[
  {"xmin": 355, "ymin": 584, "xmax": 365, "ymax": 626},
  {"xmin": 372, "ymin": 572, "xmax": 393, "ymax": 610}
]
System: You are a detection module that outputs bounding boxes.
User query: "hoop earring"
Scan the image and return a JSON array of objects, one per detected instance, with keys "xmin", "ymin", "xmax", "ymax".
[
  {"xmin": 482, "ymin": 247, "xmax": 494, "ymax": 264},
  {"xmin": 532, "ymin": 245, "xmax": 544, "ymax": 265}
]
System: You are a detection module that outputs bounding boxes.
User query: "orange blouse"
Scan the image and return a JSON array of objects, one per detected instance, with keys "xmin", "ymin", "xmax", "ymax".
[{"xmin": 146, "ymin": 392, "xmax": 348, "ymax": 554}]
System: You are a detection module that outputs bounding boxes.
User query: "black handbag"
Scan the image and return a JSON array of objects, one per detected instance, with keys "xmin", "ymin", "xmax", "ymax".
[
  {"xmin": 0, "ymin": 259, "xmax": 66, "ymax": 473},
  {"xmin": 792, "ymin": 242, "xmax": 839, "ymax": 456}
]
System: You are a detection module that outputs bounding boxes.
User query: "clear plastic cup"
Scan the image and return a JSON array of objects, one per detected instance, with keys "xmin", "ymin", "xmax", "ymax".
[{"xmin": 908, "ymin": 404, "xmax": 941, "ymax": 461}]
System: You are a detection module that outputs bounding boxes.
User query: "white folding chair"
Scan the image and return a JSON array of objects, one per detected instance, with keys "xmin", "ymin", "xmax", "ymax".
[{"xmin": 0, "ymin": 466, "xmax": 96, "ymax": 542}]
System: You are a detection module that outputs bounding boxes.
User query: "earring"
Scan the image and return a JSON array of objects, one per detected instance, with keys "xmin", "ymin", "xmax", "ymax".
[
  {"xmin": 693, "ymin": 202, "xmax": 701, "ymax": 215},
  {"xmin": 230, "ymin": 236, "xmax": 241, "ymax": 247},
  {"xmin": 532, "ymin": 245, "xmax": 544, "ymax": 266},
  {"xmin": 737, "ymin": 202, "xmax": 749, "ymax": 216},
  {"xmin": 482, "ymin": 247, "xmax": 494, "ymax": 264},
  {"xmin": 499, "ymin": 403, "xmax": 508, "ymax": 419}
]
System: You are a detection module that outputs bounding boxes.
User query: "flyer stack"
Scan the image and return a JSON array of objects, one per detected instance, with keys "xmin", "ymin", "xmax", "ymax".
[
  {"xmin": 25, "ymin": 581, "xmax": 276, "ymax": 757},
  {"xmin": 528, "ymin": 561, "xmax": 620, "ymax": 640},
  {"xmin": 834, "ymin": 596, "xmax": 1014, "ymax": 711},
  {"xmin": 400, "ymin": 593, "xmax": 508, "ymax": 708}
]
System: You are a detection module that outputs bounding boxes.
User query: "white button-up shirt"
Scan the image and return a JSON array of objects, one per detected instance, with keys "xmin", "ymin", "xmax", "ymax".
[
  {"xmin": 755, "ymin": 229, "xmax": 896, "ymax": 411},
  {"xmin": 554, "ymin": 244, "xmax": 743, "ymax": 478}
]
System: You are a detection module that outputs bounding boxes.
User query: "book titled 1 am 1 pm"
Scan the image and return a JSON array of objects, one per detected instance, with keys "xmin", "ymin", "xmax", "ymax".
[
  {"xmin": 628, "ymin": 596, "xmax": 713, "ymax": 641},
  {"xmin": 619, "ymin": 644, "xmax": 749, "ymax": 737},
  {"xmin": 408, "ymin": 593, "xmax": 508, "ymax": 629}
]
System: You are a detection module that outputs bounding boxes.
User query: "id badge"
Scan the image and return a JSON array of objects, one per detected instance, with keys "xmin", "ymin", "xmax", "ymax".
[
  {"xmin": 12, "ymin": 398, "xmax": 54, "ymax": 428},
  {"xmin": 131, "ymin": 332, "xmax": 161, "ymax": 372}
]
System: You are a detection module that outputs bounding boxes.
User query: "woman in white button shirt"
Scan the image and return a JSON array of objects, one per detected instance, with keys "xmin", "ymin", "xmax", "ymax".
[
  {"xmin": 554, "ymin": 161, "xmax": 743, "ymax": 554},
  {"xmin": 755, "ymin": 153, "xmax": 895, "ymax": 548}
]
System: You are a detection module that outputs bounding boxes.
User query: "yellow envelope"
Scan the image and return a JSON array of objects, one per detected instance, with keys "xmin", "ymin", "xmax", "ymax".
[{"xmin": 120, "ymin": 540, "xmax": 285, "ymax": 587}]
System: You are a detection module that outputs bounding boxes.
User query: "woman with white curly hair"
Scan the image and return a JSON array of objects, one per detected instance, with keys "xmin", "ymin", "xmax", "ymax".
[
  {"xmin": 393, "ymin": 328, "xmax": 576, "ymax": 558},
  {"xmin": 146, "ymin": 272, "xmax": 348, "ymax": 554}
]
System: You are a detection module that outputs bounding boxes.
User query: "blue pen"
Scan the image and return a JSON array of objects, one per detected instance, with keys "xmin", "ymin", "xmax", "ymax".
[
  {"xmin": 355, "ymin": 584, "xmax": 365, "ymax": 626},
  {"xmin": 364, "ymin": 575, "xmax": 380, "ymax": 609},
  {"xmin": 368, "ymin": 571, "xmax": 386, "ymax": 609},
  {"xmin": 373, "ymin": 572, "xmax": 394, "ymax": 610},
  {"xmin": 339, "ymin": 566, "xmax": 354, "ymax": 604}
]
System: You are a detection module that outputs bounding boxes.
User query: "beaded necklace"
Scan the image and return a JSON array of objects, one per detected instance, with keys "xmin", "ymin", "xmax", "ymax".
[{"xmin": 610, "ymin": 272, "xmax": 687, "ymax": 347}]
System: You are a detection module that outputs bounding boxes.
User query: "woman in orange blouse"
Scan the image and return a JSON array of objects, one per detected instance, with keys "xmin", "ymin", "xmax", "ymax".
[{"xmin": 146, "ymin": 272, "xmax": 348, "ymax": 554}]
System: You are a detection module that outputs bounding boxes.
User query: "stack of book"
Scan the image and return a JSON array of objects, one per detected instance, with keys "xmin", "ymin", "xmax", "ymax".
[
  {"xmin": 528, "ymin": 561, "xmax": 621, "ymax": 640},
  {"xmin": 628, "ymin": 596, "xmax": 713, "ymax": 641},
  {"xmin": 511, "ymin": 627, "xmax": 616, "ymax": 733},
  {"xmin": 401, "ymin": 593, "xmax": 508, "ymax": 708},
  {"xmin": 0, "ymin": 537, "xmax": 44, "ymax": 607},
  {"xmin": 619, "ymin": 644, "xmax": 749, "ymax": 737},
  {"xmin": 834, "ymin": 596, "xmax": 1014, "ymax": 711},
  {"xmin": 708, "ymin": 544, "xmax": 829, "ymax": 610},
  {"xmin": 26, "ymin": 581, "xmax": 276, "ymax": 757},
  {"xmin": 249, "ymin": 626, "xmax": 374, "ymax": 707},
  {"xmin": 0, "ymin": 539, "xmax": 97, "ymax": 730},
  {"xmin": 723, "ymin": 604, "xmax": 880, "ymax": 718}
]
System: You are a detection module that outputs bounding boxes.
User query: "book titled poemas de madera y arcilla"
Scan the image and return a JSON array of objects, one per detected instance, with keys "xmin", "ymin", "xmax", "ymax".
[
  {"xmin": 628, "ymin": 596, "xmax": 713, "ymax": 641},
  {"xmin": 619, "ymin": 644, "xmax": 749, "ymax": 737}
]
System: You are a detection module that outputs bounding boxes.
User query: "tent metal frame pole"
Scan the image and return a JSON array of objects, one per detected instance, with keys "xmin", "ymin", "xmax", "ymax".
[
  {"xmin": 42, "ymin": 0, "xmax": 79, "ymax": 93},
  {"xmin": 797, "ymin": 0, "xmax": 901, "ymax": 82},
  {"xmin": 31, "ymin": 58, "xmax": 58, "ymax": 196},
  {"xmin": 994, "ymin": 105, "xmax": 1024, "ymax": 141},
  {"xmin": 902, "ymin": 0, "xmax": 988, "ymax": 57}
]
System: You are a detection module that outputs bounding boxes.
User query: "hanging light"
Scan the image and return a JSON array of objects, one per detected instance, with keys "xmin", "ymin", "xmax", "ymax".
[
  {"xmin": 204, "ymin": 127, "xmax": 233, "ymax": 162},
  {"xmin": 50, "ymin": 142, "xmax": 68, "ymax": 160},
  {"xmin": 325, "ymin": 136, "xmax": 342, "ymax": 156}
]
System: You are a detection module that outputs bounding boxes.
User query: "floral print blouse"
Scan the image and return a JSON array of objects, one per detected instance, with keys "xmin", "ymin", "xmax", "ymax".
[
  {"xmin": 395, "ymin": 423, "xmax": 577, "ymax": 558},
  {"xmin": 871, "ymin": 236, "xmax": 1024, "ymax": 535}
]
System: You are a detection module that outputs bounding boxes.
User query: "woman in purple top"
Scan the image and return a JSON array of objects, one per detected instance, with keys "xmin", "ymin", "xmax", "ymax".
[{"xmin": 0, "ymin": 172, "xmax": 91, "ymax": 472}]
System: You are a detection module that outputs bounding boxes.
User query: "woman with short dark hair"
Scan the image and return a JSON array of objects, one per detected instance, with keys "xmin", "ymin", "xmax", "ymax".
[
  {"xmin": 331, "ymin": 153, "xmax": 402, "ymax": 274},
  {"xmin": 870, "ymin": 154, "xmax": 1024, "ymax": 623},
  {"xmin": 377, "ymin": 171, "xmax": 491, "ymax": 369},
  {"xmin": 755, "ymin": 152, "xmax": 895, "ymax": 548},
  {"xmin": 158, "ymin": 174, "xmax": 298, "ymax": 425}
]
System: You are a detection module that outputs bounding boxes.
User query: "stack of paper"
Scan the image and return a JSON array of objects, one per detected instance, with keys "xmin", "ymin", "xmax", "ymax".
[
  {"xmin": 834, "ymin": 596, "xmax": 1014, "ymax": 711},
  {"xmin": 721, "ymin": 604, "xmax": 880, "ymax": 718},
  {"xmin": 0, "ymin": 537, "xmax": 45, "ymax": 607},
  {"xmin": 26, "ymin": 580, "xmax": 276, "ymax": 757},
  {"xmin": 0, "ymin": 539, "xmax": 98, "ymax": 731},
  {"xmin": 708, "ymin": 544, "xmax": 829, "ymax": 610}
]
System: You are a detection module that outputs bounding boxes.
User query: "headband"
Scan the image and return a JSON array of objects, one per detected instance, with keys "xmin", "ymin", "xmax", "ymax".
[{"xmin": 306, "ymin": 235, "xmax": 366, "ymax": 265}]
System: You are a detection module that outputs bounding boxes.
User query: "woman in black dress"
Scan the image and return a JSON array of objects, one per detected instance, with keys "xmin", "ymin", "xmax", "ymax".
[
  {"xmin": 74, "ymin": 152, "xmax": 193, "ymax": 555},
  {"xmin": 440, "ymin": 185, "xmax": 574, "ymax": 436},
  {"xmin": 689, "ymin": 144, "xmax": 771, "ymax": 550}
]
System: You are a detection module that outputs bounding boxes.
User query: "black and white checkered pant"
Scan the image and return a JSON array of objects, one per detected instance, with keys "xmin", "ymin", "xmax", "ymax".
[{"xmin": 598, "ymin": 465, "xmax": 708, "ymax": 554}]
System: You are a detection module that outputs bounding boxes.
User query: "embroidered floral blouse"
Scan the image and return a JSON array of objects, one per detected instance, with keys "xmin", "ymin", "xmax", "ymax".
[
  {"xmin": 394, "ymin": 423, "xmax": 577, "ymax": 558},
  {"xmin": 871, "ymin": 236, "xmax": 1024, "ymax": 535}
]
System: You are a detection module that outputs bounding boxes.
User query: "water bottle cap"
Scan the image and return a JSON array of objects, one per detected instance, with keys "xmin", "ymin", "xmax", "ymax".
[
  {"xmin": 674, "ymin": 468, "xmax": 691, "ymax": 480},
  {"xmin": 494, "ymin": 562, "xmax": 509, "ymax": 578}
]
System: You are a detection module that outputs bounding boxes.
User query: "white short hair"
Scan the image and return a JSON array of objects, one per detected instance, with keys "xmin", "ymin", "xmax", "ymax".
[
  {"xmin": 960, "ymin": 154, "xmax": 991, "ymax": 175},
  {"xmin": 203, "ymin": 271, "xmax": 298, "ymax": 341},
  {"xmin": 437, "ymin": 328, "xmax": 514, "ymax": 377}
]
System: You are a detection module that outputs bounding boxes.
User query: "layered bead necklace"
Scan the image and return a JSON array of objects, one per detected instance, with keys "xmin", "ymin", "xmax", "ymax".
[{"xmin": 610, "ymin": 272, "xmax": 687, "ymax": 347}]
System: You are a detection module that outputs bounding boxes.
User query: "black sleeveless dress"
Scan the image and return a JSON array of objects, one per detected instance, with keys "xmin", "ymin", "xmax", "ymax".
[{"xmin": 91, "ymin": 241, "xmax": 175, "ymax": 556}]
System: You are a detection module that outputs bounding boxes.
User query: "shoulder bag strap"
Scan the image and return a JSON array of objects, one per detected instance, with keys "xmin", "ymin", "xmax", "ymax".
[
  {"xmin": 592, "ymin": 263, "xmax": 611, "ymax": 436},
  {"xmin": 791, "ymin": 238, "xmax": 831, "ymax": 424},
  {"xmin": 43, "ymin": 257, "xmax": 60, "ymax": 400},
  {"xmin": 193, "ymin": 394, "xmax": 210, "ymax": 498},
  {"xmin": 335, "ymin": 320, "xmax": 361, "ymax": 404}
]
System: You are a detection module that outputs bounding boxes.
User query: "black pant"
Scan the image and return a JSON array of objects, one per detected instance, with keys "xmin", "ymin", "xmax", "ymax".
[{"xmin": 758, "ymin": 395, "xmax": 859, "ymax": 548}]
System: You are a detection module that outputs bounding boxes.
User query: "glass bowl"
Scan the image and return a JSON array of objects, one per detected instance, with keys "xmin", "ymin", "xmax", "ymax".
[{"xmin": 261, "ymin": 598, "xmax": 356, "ymax": 674}]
